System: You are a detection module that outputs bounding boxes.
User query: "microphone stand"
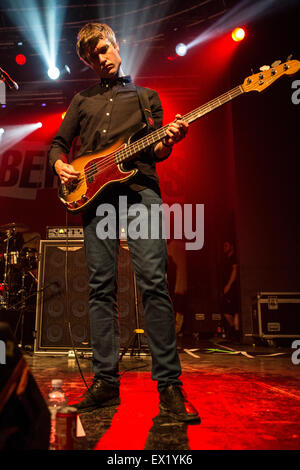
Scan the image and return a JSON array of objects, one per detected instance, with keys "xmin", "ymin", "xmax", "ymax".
[
  {"xmin": 0, "ymin": 66, "xmax": 19, "ymax": 90},
  {"xmin": 1, "ymin": 229, "xmax": 14, "ymax": 309}
]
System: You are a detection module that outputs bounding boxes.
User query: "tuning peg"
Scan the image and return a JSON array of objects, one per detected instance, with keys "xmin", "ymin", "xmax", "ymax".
[
  {"xmin": 271, "ymin": 60, "xmax": 281, "ymax": 67},
  {"xmin": 259, "ymin": 65, "xmax": 270, "ymax": 71},
  {"xmin": 287, "ymin": 54, "xmax": 293, "ymax": 61}
]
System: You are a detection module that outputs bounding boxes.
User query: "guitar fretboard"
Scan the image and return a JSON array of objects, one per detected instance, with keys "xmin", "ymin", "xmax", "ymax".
[{"xmin": 114, "ymin": 84, "xmax": 244, "ymax": 164}]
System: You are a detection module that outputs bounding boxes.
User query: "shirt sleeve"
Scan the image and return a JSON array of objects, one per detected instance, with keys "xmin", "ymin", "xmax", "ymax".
[
  {"xmin": 148, "ymin": 88, "xmax": 163, "ymax": 130},
  {"xmin": 48, "ymin": 94, "xmax": 81, "ymax": 173},
  {"xmin": 231, "ymin": 253, "xmax": 238, "ymax": 267},
  {"xmin": 146, "ymin": 89, "xmax": 170, "ymax": 163}
]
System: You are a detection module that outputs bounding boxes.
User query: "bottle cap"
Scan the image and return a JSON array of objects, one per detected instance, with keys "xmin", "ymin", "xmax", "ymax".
[{"xmin": 51, "ymin": 379, "xmax": 62, "ymax": 387}]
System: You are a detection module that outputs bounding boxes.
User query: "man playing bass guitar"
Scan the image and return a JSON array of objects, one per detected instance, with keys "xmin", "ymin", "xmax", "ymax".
[{"xmin": 48, "ymin": 22, "xmax": 199, "ymax": 423}]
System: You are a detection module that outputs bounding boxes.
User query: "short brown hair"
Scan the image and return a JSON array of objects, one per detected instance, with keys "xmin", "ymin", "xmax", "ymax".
[{"xmin": 76, "ymin": 23, "xmax": 117, "ymax": 65}]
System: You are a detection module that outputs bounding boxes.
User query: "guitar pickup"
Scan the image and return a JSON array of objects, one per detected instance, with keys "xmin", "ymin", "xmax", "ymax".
[{"xmin": 87, "ymin": 162, "xmax": 97, "ymax": 183}]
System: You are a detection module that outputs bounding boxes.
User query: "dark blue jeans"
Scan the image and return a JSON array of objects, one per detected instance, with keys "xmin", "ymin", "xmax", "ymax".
[{"xmin": 82, "ymin": 187, "xmax": 182, "ymax": 392}]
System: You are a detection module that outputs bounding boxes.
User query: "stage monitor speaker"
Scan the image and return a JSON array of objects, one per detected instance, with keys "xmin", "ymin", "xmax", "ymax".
[
  {"xmin": 0, "ymin": 322, "xmax": 50, "ymax": 450},
  {"xmin": 34, "ymin": 239, "xmax": 146, "ymax": 354}
]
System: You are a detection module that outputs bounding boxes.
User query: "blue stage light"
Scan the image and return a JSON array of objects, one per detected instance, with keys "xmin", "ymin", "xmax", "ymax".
[{"xmin": 5, "ymin": 0, "xmax": 66, "ymax": 82}]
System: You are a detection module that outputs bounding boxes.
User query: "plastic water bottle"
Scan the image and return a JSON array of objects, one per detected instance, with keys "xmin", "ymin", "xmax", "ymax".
[{"xmin": 48, "ymin": 379, "xmax": 68, "ymax": 450}]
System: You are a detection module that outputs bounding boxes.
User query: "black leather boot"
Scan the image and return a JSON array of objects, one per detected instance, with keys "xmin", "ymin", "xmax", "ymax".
[
  {"xmin": 159, "ymin": 385, "xmax": 200, "ymax": 423},
  {"xmin": 74, "ymin": 378, "xmax": 120, "ymax": 413}
]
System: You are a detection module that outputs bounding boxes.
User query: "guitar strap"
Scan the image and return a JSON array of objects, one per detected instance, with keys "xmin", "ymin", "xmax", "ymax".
[{"xmin": 135, "ymin": 85, "xmax": 155, "ymax": 131}]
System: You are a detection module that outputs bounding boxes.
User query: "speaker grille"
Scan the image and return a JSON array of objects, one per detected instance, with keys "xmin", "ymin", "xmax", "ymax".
[
  {"xmin": 35, "ymin": 240, "xmax": 90, "ymax": 352},
  {"xmin": 34, "ymin": 240, "xmax": 146, "ymax": 353}
]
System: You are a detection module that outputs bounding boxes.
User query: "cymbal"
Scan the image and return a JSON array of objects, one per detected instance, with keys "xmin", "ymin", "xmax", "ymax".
[{"xmin": 0, "ymin": 222, "xmax": 29, "ymax": 233}]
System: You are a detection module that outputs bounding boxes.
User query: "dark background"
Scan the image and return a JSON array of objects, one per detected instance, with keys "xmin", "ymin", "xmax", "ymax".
[{"xmin": 230, "ymin": 4, "xmax": 300, "ymax": 334}]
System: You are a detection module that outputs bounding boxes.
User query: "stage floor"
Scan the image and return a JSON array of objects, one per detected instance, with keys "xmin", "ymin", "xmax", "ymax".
[{"xmin": 25, "ymin": 339, "xmax": 300, "ymax": 451}]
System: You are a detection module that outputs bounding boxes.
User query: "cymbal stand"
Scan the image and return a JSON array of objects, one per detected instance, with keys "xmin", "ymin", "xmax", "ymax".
[
  {"xmin": 1, "ymin": 229, "xmax": 13, "ymax": 309},
  {"xmin": 17, "ymin": 270, "xmax": 27, "ymax": 348}
]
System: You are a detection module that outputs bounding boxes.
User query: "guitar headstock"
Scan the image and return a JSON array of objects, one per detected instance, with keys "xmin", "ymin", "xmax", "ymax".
[{"xmin": 242, "ymin": 59, "xmax": 300, "ymax": 93}]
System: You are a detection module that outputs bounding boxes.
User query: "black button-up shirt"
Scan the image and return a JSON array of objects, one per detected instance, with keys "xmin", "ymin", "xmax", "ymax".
[{"xmin": 48, "ymin": 77, "xmax": 165, "ymax": 193}]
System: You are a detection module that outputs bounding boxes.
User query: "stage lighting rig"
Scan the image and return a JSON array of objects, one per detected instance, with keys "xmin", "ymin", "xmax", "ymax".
[
  {"xmin": 15, "ymin": 54, "xmax": 26, "ymax": 66},
  {"xmin": 48, "ymin": 66, "xmax": 60, "ymax": 80},
  {"xmin": 231, "ymin": 27, "xmax": 246, "ymax": 42},
  {"xmin": 175, "ymin": 43, "xmax": 188, "ymax": 57}
]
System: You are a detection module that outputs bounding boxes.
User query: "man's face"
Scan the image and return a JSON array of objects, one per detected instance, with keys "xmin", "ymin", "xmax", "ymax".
[{"xmin": 88, "ymin": 37, "xmax": 121, "ymax": 78}]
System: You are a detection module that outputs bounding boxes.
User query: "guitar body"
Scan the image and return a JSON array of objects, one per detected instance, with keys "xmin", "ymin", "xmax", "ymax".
[{"xmin": 58, "ymin": 124, "xmax": 147, "ymax": 213}]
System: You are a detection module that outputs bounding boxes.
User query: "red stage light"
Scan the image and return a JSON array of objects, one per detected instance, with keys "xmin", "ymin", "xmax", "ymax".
[
  {"xmin": 15, "ymin": 54, "xmax": 27, "ymax": 65},
  {"xmin": 61, "ymin": 112, "xmax": 66, "ymax": 120},
  {"xmin": 231, "ymin": 27, "xmax": 246, "ymax": 42}
]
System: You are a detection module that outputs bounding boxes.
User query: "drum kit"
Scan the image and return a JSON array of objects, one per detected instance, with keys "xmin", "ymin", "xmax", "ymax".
[{"xmin": 0, "ymin": 222, "xmax": 39, "ymax": 312}]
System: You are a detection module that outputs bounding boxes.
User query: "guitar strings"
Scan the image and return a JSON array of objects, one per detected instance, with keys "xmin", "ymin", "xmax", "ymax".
[
  {"xmin": 72, "ymin": 85, "xmax": 243, "ymax": 187},
  {"xmin": 71, "ymin": 124, "xmax": 170, "ymax": 187},
  {"xmin": 71, "ymin": 85, "xmax": 243, "ymax": 188},
  {"xmin": 71, "ymin": 69, "xmax": 285, "ymax": 187},
  {"xmin": 68, "ymin": 76, "xmax": 275, "ymax": 191}
]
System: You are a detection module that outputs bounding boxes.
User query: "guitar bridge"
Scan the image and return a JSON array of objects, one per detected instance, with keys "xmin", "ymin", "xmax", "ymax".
[
  {"xmin": 60, "ymin": 184, "xmax": 69, "ymax": 197},
  {"xmin": 60, "ymin": 179, "xmax": 79, "ymax": 199}
]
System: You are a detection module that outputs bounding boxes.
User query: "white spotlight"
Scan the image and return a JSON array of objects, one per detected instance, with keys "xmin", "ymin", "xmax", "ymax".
[
  {"xmin": 175, "ymin": 43, "xmax": 187, "ymax": 57},
  {"xmin": 37, "ymin": 122, "xmax": 43, "ymax": 128},
  {"xmin": 0, "ymin": 123, "xmax": 44, "ymax": 156},
  {"xmin": 0, "ymin": 128, "xmax": 4, "ymax": 134},
  {"xmin": 48, "ymin": 66, "xmax": 60, "ymax": 80}
]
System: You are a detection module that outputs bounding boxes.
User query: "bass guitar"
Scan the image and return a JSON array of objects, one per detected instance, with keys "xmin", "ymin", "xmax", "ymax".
[{"xmin": 59, "ymin": 59, "xmax": 300, "ymax": 213}]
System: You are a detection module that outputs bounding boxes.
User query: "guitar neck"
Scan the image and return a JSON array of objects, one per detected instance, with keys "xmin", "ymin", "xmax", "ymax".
[
  {"xmin": 115, "ymin": 84, "xmax": 244, "ymax": 164},
  {"xmin": 181, "ymin": 84, "xmax": 244, "ymax": 124}
]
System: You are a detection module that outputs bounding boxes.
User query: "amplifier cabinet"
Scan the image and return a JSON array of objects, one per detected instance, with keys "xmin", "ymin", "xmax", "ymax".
[
  {"xmin": 192, "ymin": 312, "xmax": 221, "ymax": 335},
  {"xmin": 252, "ymin": 292, "xmax": 300, "ymax": 339},
  {"xmin": 34, "ymin": 240, "xmax": 146, "ymax": 355},
  {"xmin": 46, "ymin": 226, "xmax": 84, "ymax": 239}
]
